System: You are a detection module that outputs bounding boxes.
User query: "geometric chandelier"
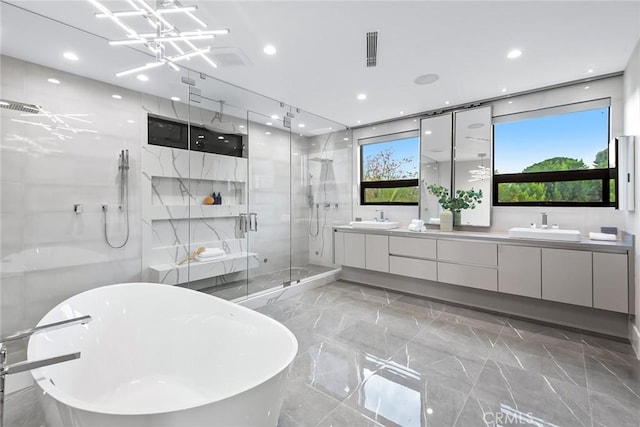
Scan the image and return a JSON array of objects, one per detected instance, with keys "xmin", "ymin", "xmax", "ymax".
[
  {"xmin": 468, "ymin": 153, "xmax": 491, "ymax": 182},
  {"xmin": 86, "ymin": 0, "xmax": 229, "ymax": 77}
]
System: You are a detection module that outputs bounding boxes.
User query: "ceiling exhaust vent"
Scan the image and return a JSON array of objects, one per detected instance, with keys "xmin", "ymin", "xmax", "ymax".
[
  {"xmin": 366, "ymin": 31, "xmax": 379, "ymax": 67},
  {"xmin": 209, "ymin": 47, "xmax": 252, "ymax": 67}
]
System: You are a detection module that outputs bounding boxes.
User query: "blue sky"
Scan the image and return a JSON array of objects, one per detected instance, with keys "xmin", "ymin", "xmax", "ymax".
[
  {"xmin": 494, "ymin": 107, "xmax": 609, "ymax": 174},
  {"xmin": 362, "ymin": 136, "xmax": 419, "ymax": 178}
]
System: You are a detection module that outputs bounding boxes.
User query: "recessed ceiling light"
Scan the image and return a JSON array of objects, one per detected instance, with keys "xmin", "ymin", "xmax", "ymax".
[
  {"xmin": 501, "ymin": 88, "xmax": 507, "ymax": 93},
  {"xmin": 47, "ymin": 78, "xmax": 60, "ymax": 84},
  {"xmin": 112, "ymin": 94, "xmax": 122, "ymax": 99},
  {"xmin": 508, "ymin": 101, "xmax": 513, "ymax": 104},
  {"xmin": 399, "ymin": 111, "xmax": 404, "ymax": 115},
  {"xmin": 414, "ymin": 73, "xmax": 439, "ymax": 85},
  {"xmin": 217, "ymin": 136, "xmax": 224, "ymax": 140},
  {"xmin": 63, "ymin": 51, "xmax": 79, "ymax": 61},
  {"xmin": 266, "ymin": 122, "xmax": 273, "ymax": 126},
  {"xmin": 136, "ymin": 74, "xmax": 149, "ymax": 82},
  {"xmin": 271, "ymin": 114, "xmax": 279, "ymax": 120},
  {"xmin": 298, "ymin": 123, "xmax": 305, "ymax": 128},
  {"xmin": 357, "ymin": 120, "xmax": 361, "ymax": 124},
  {"xmin": 444, "ymin": 101, "xmax": 450, "ymax": 105},
  {"xmin": 585, "ymin": 86, "xmax": 590, "ymax": 89},
  {"xmin": 587, "ymin": 69, "xmax": 594, "ymax": 74},
  {"xmin": 424, "ymin": 130, "xmax": 432, "ymax": 135},
  {"xmin": 507, "ymin": 49, "xmax": 522, "ymax": 59},
  {"xmin": 343, "ymin": 137, "xmax": 349, "ymax": 141},
  {"xmin": 170, "ymin": 96, "xmax": 180, "ymax": 102},
  {"xmin": 265, "ymin": 131, "xmax": 271, "ymax": 135},
  {"xmin": 239, "ymin": 125, "xmax": 245, "ymax": 128},
  {"xmin": 357, "ymin": 93, "xmax": 367, "ymax": 100},
  {"xmin": 127, "ymin": 120, "xmax": 135, "ymax": 123},
  {"xmin": 263, "ymin": 44, "xmax": 277, "ymax": 55}
]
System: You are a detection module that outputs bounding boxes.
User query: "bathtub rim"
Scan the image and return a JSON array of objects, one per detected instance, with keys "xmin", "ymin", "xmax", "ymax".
[{"xmin": 28, "ymin": 282, "xmax": 298, "ymax": 416}]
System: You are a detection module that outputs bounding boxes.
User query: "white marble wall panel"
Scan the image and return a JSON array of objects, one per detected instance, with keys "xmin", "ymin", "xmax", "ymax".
[
  {"xmin": 1, "ymin": 56, "xmax": 143, "ymax": 334},
  {"xmin": 305, "ymin": 132, "xmax": 353, "ymax": 267}
]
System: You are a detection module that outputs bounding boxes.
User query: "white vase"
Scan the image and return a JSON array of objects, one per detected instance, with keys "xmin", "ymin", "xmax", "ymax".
[{"xmin": 440, "ymin": 210, "xmax": 453, "ymax": 232}]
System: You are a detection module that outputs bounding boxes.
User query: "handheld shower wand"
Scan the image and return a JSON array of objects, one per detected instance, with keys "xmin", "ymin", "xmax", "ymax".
[{"xmin": 104, "ymin": 150, "xmax": 130, "ymax": 248}]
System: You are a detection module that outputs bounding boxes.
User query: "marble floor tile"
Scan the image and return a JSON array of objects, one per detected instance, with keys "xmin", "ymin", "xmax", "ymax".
[
  {"xmin": 585, "ymin": 352, "xmax": 640, "ymax": 404},
  {"xmin": 489, "ymin": 334, "xmax": 588, "ymax": 388},
  {"xmin": 389, "ymin": 333, "xmax": 486, "ymax": 396},
  {"xmin": 289, "ymin": 340, "xmax": 383, "ymax": 403},
  {"xmin": 589, "ymin": 388, "xmax": 640, "ymax": 427},
  {"xmin": 388, "ymin": 295, "xmax": 447, "ymax": 318},
  {"xmin": 438, "ymin": 305, "xmax": 506, "ymax": 335},
  {"xmin": 333, "ymin": 320, "xmax": 418, "ymax": 361},
  {"xmin": 278, "ymin": 377, "xmax": 342, "ymax": 427},
  {"xmin": 500, "ymin": 318, "xmax": 584, "ymax": 354},
  {"xmin": 291, "ymin": 286, "xmax": 352, "ymax": 308},
  {"xmin": 330, "ymin": 296, "xmax": 389, "ymax": 323},
  {"xmin": 412, "ymin": 318, "xmax": 501, "ymax": 360},
  {"xmin": 369, "ymin": 303, "xmax": 439, "ymax": 335},
  {"xmin": 344, "ymin": 362, "xmax": 468, "ymax": 427},
  {"xmin": 581, "ymin": 333, "xmax": 639, "ymax": 363},
  {"xmin": 330, "ymin": 281, "xmax": 402, "ymax": 305},
  {"xmin": 283, "ymin": 306, "xmax": 362, "ymax": 341},
  {"xmin": 316, "ymin": 403, "xmax": 384, "ymax": 427},
  {"xmin": 472, "ymin": 360, "xmax": 591, "ymax": 427},
  {"xmin": 256, "ymin": 298, "xmax": 311, "ymax": 323},
  {"xmin": 454, "ymin": 392, "xmax": 560, "ymax": 427}
]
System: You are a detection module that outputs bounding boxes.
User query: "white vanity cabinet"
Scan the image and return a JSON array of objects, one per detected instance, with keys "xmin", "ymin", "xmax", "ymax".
[
  {"xmin": 388, "ymin": 236, "xmax": 437, "ymax": 280},
  {"xmin": 437, "ymin": 240, "xmax": 498, "ymax": 291},
  {"xmin": 365, "ymin": 234, "xmax": 389, "ymax": 272},
  {"xmin": 593, "ymin": 252, "xmax": 628, "ymax": 313},
  {"xmin": 343, "ymin": 232, "xmax": 366, "ymax": 269},
  {"xmin": 542, "ymin": 248, "xmax": 592, "ymax": 307},
  {"xmin": 498, "ymin": 245, "xmax": 542, "ymax": 298}
]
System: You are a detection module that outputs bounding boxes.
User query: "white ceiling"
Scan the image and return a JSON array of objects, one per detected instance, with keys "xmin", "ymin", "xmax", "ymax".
[{"xmin": 1, "ymin": 0, "xmax": 639, "ymax": 129}]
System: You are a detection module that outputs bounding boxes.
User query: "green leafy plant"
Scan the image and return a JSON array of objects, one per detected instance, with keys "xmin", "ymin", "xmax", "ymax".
[{"xmin": 427, "ymin": 184, "xmax": 483, "ymax": 212}]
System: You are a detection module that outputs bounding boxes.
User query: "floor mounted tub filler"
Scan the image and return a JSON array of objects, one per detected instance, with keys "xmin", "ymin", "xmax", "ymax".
[{"xmin": 27, "ymin": 283, "xmax": 298, "ymax": 427}]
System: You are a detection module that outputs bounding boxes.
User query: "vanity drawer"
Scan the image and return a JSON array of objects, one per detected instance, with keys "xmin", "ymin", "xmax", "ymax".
[
  {"xmin": 389, "ymin": 256, "xmax": 437, "ymax": 281},
  {"xmin": 437, "ymin": 262, "xmax": 498, "ymax": 291},
  {"xmin": 437, "ymin": 240, "xmax": 497, "ymax": 267},
  {"xmin": 389, "ymin": 236, "xmax": 436, "ymax": 259}
]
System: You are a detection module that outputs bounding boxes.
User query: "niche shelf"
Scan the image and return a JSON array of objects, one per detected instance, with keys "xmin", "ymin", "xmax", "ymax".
[
  {"xmin": 151, "ymin": 204, "xmax": 243, "ymax": 220},
  {"xmin": 149, "ymin": 252, "xmax": 259, "ymax": 285}
]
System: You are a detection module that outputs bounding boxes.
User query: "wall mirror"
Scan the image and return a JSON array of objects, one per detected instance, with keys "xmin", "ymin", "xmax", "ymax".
[
  {"xmin": 453, "ymin": 106, "xmax": 492, "ymax": 226},
  {"xmin": 420, "ymin": 114, "xmax": 452, "ymax": 224}
]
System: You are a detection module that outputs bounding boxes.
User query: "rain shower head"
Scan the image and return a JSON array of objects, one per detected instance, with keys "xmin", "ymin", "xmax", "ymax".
[
  {"xmin": 0, "ymin": 99, "xmax": 41, "ymax": 114},
  {"xmin": 309, "ymin": 158, "xmax": 333, "ymax": 163}
]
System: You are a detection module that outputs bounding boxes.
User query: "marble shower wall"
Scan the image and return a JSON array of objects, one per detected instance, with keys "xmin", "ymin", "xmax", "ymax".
[
  {"xmin": 1, "ymin": 56, "xmax": 143, "ymax": 334},
  {"xmin": 305, "ymin": 131, "xmax": 353, "ymax": 267}
]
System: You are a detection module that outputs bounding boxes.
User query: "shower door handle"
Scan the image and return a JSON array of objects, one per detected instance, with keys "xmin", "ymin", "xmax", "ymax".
[
  {"xmin": 239, "ymin": 213, "xmax": 248, "ymax": 232},
  {"xmin": 249, "ymin": 213, "xmax": 258, "ymax": 231}
]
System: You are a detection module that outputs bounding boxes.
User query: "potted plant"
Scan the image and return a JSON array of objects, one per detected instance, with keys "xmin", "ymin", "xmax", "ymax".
[{"xmin": 426, "ymin": 185, "xmax": 483, "ymax": 231}]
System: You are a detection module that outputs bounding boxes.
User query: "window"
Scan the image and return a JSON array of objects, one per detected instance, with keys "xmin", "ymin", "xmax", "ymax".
[
  {"xmin": 360, "ymin": 131, "xmax": 419, "ymax": 205},
  {"xmin": 493, "ymin": 100, "xmax": 615, "ymax": 207}
]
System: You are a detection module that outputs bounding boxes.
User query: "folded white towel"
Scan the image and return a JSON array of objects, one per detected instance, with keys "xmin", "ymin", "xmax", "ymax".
[
  {"xmin": 199, "ymin": 254, "xmax": 226, "ymax": 261},
  {"xmin": 199, "ymin": 248, "xmax": 226, "ymax": 258},
  {"xmin": 408, "ymin": 224, "xmax": 426, "ymax": 232},
  {"xmin": 428, "ymin": 217, "xmax": 440, "ymax": 225},
  {"xmin": 411, "ymin": 219, "xmax": 425, "ymax": 226},
  {"xmin": 589, "ymin": 232, "xmax": 617, "ymax": 241}
]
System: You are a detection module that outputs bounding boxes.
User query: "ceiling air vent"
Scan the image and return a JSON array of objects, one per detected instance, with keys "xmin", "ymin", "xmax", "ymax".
[
  {"xmin": 366, "ymin": 31, "xmax": 379, "ymax": 67},
  {"xmin": 209, "ymin": 47, "xmax": 252, "ymax": 67}
]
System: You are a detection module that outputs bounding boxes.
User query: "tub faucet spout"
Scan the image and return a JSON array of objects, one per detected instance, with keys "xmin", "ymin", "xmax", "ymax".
[{"xmin": 0, "ymin": 315, "xmax": 91, "ymax": 427}]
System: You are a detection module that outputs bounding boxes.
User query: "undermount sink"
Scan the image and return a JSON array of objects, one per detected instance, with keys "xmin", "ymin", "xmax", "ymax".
[
  {"xmin": 508, "ymin": 227, "xmax": 581, "ymax": 242},
  {"xmin": 350, "ymin": 221, "xmax": 400, "ymax": 230}
]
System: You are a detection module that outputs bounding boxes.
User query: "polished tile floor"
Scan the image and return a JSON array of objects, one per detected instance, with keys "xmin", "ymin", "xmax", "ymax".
[
  {"xmin": 5, "ymin": 280, "xmax": 640, "ymax": 426},
  {"xmin": 256, "ymin": 281, "xmax": 640, "ymax": 427}
]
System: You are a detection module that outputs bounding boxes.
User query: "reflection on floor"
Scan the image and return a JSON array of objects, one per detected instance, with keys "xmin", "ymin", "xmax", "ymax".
[
  {"xmin": 5, "ymin": 280, "xmax": 640, "ymax": 427},
  {"xmin": 199, "ymin": 264, "xmax": 337, "ymax": 301}
]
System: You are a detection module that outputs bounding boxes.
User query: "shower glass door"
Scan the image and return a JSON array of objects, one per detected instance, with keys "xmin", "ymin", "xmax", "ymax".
[{"xmin": 246, "ymin": 110, "xmax": 292, "ymax": 295}]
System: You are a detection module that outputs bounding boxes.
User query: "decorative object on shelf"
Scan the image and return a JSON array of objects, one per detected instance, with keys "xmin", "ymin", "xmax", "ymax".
[
  {"xmin": 203, "ymin": 195, "xmax": 214, "ymax": 205},
  {"xmin": 215, "ymin": 192, "xmax": 222, "ymax": 204},
  {"xmin": 87, "ymin": 0, "xmax": 229, "ymax": 77},
  {"xmin": 176, "ymin": 247, "xmax": 205, "ymax": 265},
  {"xmin": 426, "ymin": 184, "xmax": 483, "ymax": 231}
]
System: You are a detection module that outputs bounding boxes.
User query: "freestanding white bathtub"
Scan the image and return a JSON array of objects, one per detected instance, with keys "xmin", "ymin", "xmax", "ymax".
[{"xmin": 27, "ymin": 283, "xmax": 298, "ymax": 427}]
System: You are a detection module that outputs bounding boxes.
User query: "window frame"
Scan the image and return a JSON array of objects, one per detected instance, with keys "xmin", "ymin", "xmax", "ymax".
[
  {"xmin": 492, "ymin": 100, "xmax": 616, "ymax": 208},
  {"xmin": 359, "ymin": 131, "xmax": 419, "ymax": 206}
]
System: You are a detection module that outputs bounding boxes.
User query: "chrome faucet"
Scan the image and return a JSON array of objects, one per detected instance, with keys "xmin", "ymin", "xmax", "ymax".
[
  {"xmin": 375, "ymin": 209, "xmax": 386, "ymax": 221},
  {"xmin": 0, "ymin": 315, "xmax": 91, "ymax": 427},
  {"xmin": 541, "ymin": 212, "xmax": 548, "ymax": 228}
]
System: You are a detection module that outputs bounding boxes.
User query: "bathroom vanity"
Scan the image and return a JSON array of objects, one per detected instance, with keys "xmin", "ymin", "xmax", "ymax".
[{"xmin": 333, "ymin": 226, "xmax": 634, "ymax": 337}]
